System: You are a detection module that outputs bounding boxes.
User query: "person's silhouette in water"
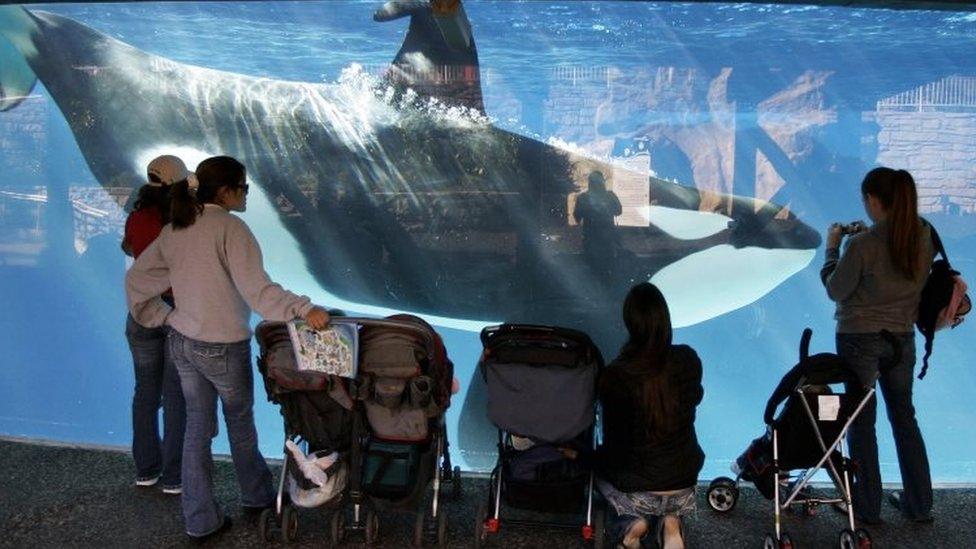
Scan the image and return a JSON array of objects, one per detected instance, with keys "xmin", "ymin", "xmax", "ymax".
[{"xmin": 573, "ymin": 170, "xmax": 623, "ymax": 279}]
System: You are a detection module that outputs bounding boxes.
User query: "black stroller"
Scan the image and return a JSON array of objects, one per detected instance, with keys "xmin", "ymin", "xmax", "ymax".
[
  {"xmin": 706, "ymin": 329, "xmax": 886, "ymax": 549},
  {"xmin": 473, "ymin": 324, "xmax": 605, "ymax": 548},
  {"xmin": 344, "ymin": 315, "xmax": 460, "ymax": 547},
  {"xmin": 255, "ymin": 319, "xmax": 354, "ymax": 544}
]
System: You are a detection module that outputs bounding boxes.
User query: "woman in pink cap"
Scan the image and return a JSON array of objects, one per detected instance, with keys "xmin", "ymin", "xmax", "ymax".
[{"xmin": 121, "ymin": 154, "xmax": 189, "ymax": 495}]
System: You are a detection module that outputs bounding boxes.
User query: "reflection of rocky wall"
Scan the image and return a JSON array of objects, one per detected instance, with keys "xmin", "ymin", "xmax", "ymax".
[
  {"xmin": 876, "ymin": 111, "xmax": 976, "ymax": 215},
  {"xmin": 543, "ymin": 67, "xmax": 736, "ymax": 198},
  {"xmin": 0, "ymin": 96, "xmax": 47, "ymax": 182}
]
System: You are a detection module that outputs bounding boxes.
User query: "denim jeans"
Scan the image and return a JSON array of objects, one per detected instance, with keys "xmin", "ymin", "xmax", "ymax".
[
  {"xmin": 596, "ymin": 478, "xmax": 695, "ymax": 547},
  {"xmin": 125, "ymin": 314, "xmax": 185, "ymax": 487},
  {"xmin": 837, "ymin": 332, "xmax": 933, "ymax": 522},
  {"xmin": 169, "ymin": 330, "xmax": 274, "ymax": 537}
]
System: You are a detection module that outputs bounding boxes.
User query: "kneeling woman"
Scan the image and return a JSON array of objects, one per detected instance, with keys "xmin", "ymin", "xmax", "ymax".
[{"xmin": 597, "ymin": 282, "xmax": 704, "ymax": 549}]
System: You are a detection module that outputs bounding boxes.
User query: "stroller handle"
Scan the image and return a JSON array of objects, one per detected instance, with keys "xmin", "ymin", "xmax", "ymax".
[
  {"xmin": 799, "ymin": 328, "xmax": 813, "ymax": 363},
  {"xmin": 329, "ymin": 316, "xmax": 436, "ymax": 348}
]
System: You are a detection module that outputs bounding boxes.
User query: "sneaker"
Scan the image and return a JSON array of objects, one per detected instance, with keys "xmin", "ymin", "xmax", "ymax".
[
  {"xmin": 188, "ymin": 516, "xmax": 232, "ymax": 545},
  {"xmin": 134, "ymin": 475, "xmax": 160, "ymax": 487},
  {"xmin": 832, "ymin": 501, "xmax": 883, "ymax": 525},
  {"xmin": 888, "ymin": 491, "xmax": 934, "ymax": 523},
  {"xmin": 161, "ymin": 485, "xmax": 182, "ymax": 495}
]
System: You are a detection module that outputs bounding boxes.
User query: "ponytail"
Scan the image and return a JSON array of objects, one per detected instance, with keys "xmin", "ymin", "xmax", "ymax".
[
  {"xmin": 890, "ymin": 170, "xmax": 923, "ymax": 280},
  {"xmin": 132, "ymin": 183, "xmax": 172, "ymax": 224},
  {"xmin": 861, "ymin": 167, "xmax": 924, "ymax": 280},
  {"xmin": 170, "ymin": 179, "xmax": 201, "ymax": 229}
]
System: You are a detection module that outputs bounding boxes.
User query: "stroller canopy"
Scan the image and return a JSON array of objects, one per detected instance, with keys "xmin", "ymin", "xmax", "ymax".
[{"xmin": 481, "ymin": 324, "xmax": 603, "ymax": 443}]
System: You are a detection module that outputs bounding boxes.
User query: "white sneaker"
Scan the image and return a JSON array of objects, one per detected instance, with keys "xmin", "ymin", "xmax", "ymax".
[
  {"xmin": 135, "ymin": 475, "xmax": 160, "ymax": 487},
  {"xmin": 162, "ymin": 485, "xmax": 182, "ymax": 495}
]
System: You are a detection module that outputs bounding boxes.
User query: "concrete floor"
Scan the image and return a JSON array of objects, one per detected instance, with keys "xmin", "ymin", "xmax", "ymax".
[{"xmin": 1, "ymin": 439, "xmax": 973, "ymax": 548}]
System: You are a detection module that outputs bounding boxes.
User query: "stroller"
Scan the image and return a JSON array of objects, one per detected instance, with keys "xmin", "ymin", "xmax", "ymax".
[
  {"xmin": 473, "ymin": 324, "xmax": 605, "ymax": 548},
  {"xmin": 255, "ymin": 319, "xmax": 354, "ymax": 544},
  {"xmin": 346, "ymin": 315, "xmax": 460, "ymax": 547},
  {"xmin": 705, "ymin": 329, "xmax": 888, "ymax": 549}
]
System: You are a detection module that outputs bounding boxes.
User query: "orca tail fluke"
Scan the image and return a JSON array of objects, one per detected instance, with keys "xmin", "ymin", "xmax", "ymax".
[{"xmin": 0, "ymin": 6, "xmax": 39, "ymax": 112}]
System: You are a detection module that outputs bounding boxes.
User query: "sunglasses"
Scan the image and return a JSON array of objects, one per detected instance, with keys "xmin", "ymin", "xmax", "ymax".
[{"xmin": 235, "ymin": 183, "xmax": 250, "ymax": 195}]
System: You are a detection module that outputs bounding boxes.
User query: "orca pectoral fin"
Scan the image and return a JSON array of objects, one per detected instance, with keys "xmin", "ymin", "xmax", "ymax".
[{"xmin": 0, "ymin": 35, "xmax": 37, "ymax": 112}]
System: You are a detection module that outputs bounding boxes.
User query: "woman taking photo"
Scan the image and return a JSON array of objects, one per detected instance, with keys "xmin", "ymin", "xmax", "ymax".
[
  {"xmin": 596, "ymin": 282, "xmax": 704, "ymax": 549},
  {"xmin": 821, "ymin": 167, "xmax": 934, "ymax": 524},
  {"xmin": 126, "ymin": 155, "xmax": 330, "ymax": 541},
  {"xmin": 122, "ymin": 155, "xmax": 189, "ymax": 494}
]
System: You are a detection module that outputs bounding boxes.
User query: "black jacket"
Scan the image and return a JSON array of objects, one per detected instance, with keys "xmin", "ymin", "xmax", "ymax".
[{"xmin": 596, "ymin": 344, "xmax": 705, "ymax": 492}]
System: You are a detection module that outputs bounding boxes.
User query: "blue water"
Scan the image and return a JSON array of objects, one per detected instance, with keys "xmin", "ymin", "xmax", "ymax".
[{"xmin": 1, "ymin": 1, "xmax": 975, "ymax": 482}]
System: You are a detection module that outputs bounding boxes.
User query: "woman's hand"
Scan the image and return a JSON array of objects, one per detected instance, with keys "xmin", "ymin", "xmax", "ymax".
[
  {"xmin": 304, "ymin": 306, "xmax": 331, "ymax": 330},
  {"xmin": 826, "ymin": 223, "xmax": 845, "ymax": 250}
]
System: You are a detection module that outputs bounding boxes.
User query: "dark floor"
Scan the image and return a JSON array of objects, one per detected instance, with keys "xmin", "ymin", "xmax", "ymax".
[{"xmin": 1, "ymin": 439, "xmax": 973, "ymax": 548}]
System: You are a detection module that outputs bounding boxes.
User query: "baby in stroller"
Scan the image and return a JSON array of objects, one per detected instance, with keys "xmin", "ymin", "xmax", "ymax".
[{"xmin": 706, "ymin": 328, "xmax": 891, "ymax": 549}]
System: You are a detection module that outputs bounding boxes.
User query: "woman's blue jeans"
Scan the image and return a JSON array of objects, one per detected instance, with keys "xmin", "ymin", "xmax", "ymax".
[
  {"xmin": 168, "ymin": 330, "xmax": 274, "ymax": 537},
  {"xmin": 837, "ymin": 332, "xmax": 933, "ymax": 522},
  {"xmin": 125, "ymin": 314, "xmax": 185, "ymax": 487}
]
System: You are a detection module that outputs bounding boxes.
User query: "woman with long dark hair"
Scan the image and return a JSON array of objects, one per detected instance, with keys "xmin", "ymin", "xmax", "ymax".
[
  {"xmin": 122, "ymin": 155, "xmax": 189, "ymax": 495},
  {"xmin": 126, "ymin": 155, "xmax": 330, "ymax": 542},
  {"xmin": 821, "ymin": 167, "xmax": 934, "ymax": 524},
  {"xmin": 596, "ymin": 282, "xmax": 704, "ymax": 549}
]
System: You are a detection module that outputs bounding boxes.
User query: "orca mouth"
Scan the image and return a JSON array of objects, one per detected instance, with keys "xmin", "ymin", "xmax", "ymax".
[{"xmin": 728, "ymin": 214, "xmax": 822, "ymax": 251}]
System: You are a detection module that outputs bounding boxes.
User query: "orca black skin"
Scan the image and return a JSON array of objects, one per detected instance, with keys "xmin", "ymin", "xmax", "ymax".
[{"xmin": 0, "ymin": 2, "xmax": 821, "ymax": 468}]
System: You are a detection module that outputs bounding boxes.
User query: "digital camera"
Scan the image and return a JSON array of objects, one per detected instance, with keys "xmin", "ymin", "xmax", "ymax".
[{"xmin": 838, "ymin": 221, "xmax": 866, "ymax": 235}]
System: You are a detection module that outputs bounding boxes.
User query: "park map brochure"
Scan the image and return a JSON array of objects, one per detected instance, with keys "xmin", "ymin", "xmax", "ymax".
[{"xmin": 286, "ymin": 320, "xmax": 358, "ymax": 378}]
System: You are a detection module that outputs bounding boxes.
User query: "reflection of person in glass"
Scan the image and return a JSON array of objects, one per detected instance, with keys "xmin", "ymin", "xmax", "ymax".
[
  {"xmin": 821, "ymin": 167, "xmax": 934, "ymax": 524},
  {"xmin": 573, "ymin": 170, "xmax": 622, "ymax": 276},
  {"xmin": 596, "ymin": 282, "xmax": 703, "ymax": 549}
]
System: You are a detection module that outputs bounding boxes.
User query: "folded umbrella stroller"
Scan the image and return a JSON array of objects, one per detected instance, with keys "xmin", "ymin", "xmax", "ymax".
[{"xmin": 705, "ymin": 328, "xmax": 891, "ymax": 549}]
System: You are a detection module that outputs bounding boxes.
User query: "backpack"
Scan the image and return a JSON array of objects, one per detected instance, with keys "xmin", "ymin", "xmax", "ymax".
[{"xmin": 916, "ymin": 222, "xmax": 971, "ymax": 379}]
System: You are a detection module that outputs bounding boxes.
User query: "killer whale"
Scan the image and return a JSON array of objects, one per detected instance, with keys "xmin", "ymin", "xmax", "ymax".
[{"xmin": 0, "ymin": 2, "xmax": 821, "ymax": 468}]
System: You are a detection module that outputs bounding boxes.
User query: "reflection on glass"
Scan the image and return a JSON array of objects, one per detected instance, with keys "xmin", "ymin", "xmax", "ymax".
[{"xmin": 0, "ymin": 1, "xmax": 973, "ymax": 478}]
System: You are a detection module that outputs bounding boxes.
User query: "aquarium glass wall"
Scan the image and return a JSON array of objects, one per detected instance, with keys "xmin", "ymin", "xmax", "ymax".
[{"xmin": 1, "ymin": 1, "xmax": 974, "ymax": 481}]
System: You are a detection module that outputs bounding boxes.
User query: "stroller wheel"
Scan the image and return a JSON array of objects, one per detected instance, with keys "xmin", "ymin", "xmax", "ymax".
[
  {"xmin": 855, "ymin": 528, "xmax": 872, "ymax": 549},
  {"xmin": 452, "ymin": 465, "xmax": 463, "ymax": 499},
  {"xmin": 258, "ymin": 507, "xmax": 276, "ymax": 542},
  {"xmin": 365, "ymin": 509, "xmax": 380, "ymax": 546},
  {"xmin": 707, "ymin": 477, "xmax": 739, "ymax": 513},
  {"xmin": 592, "ymin": 506, "xmax": 606, "ymax": 549},
  {"xmin": 281, "ymin": 505, "xmax": 299, "ymax": 543},
  {"xmin": 436, "ymin": 508, "xmax": 448, "ymax": 548},
  {"xmin": 763, "ymin": 532, "xmax": 794, "ymax": 549},
  {"xmin": 474, "ymin": 502, "xmax": 489, "ymax": 548},
  {"xmin": 330, "ymin": 511, "xmax": 346, "ymax": 545},
  {"xmin": 839, "ymin": 529, "xmax": 856, "ymax": 549},
  {"xmin": 413, "ymin": 510, "xmax": 426, "ymax": 547}
]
